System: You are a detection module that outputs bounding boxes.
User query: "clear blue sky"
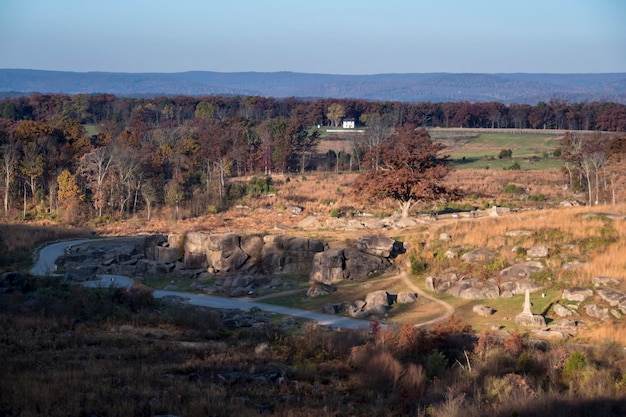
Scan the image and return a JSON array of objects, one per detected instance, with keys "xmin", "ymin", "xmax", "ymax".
[{"xmin": 1, "ymin": 0, "xmax": 624, "ymax": 74}]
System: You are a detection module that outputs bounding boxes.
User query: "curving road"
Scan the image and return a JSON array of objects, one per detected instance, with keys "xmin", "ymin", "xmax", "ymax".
[
  {"xmin": 31, "ymin": 239, "xmax": 373, "ymax": 330},
  {"xmin": 31, "ymin": 239, "xmax": 455, "ymax": 330}
]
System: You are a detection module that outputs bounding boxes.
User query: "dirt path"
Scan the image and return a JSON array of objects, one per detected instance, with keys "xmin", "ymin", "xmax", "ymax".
[
  {"xmin": 248, "ymin": 270, "xmax": 455, "ymax": 328},
  {"xmin": 397, "ymin": 271, "xmax": 455, "ymax": 327}
]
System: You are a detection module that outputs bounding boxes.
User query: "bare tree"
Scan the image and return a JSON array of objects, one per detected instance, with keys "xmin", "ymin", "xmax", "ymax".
[
  {"xmin": 78, "ymin": 147, "xmax": 113, "ymax": 217},
  {"xmin": 1, "ymin": 138, "xmax": 19, "ymax": 215},
  {"xmin": 111, "ymin": 146, "xmax": 142, "ymax": 216},
  {"xmin": 364, "ymin": 113, "xmax": 394, "ymax": 170},
  {"xmin": 589, "ymin": 151, "xmax": 607, "ymax": 205}
]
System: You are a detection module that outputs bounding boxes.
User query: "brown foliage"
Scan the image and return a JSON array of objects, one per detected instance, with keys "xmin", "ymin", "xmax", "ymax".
[{"xmin": 353, "ymin": 125, "xmax": 454, "ymax": 215}]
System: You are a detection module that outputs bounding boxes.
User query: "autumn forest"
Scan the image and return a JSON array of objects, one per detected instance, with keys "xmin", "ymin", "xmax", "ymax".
[{"xmin": 1, "ymin": 93, "xmax": 626, "ymax": 223}]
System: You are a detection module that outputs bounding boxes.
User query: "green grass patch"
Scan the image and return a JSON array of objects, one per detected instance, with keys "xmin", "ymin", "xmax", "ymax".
[
  {"xmin": 438, "ymin": 132, "xmax": 563, "ymax": 170},
  {"xmin": 140, "ymin": 274, "xmax": 195, "ymax": 291},
  {"xmin": 83, "ymin": 124, "xmax": 100, "ymax": 137}
]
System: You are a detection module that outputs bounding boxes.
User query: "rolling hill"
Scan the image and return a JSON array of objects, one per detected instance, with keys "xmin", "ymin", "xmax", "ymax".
[{"xmin": 1, "ymin": 69, "xmax": 625, "ymax": 104}]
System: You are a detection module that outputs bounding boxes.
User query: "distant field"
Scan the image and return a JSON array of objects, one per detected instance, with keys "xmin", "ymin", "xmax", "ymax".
[
  {"xmin": 317, "ymin": 128, "xmax": 564, "ymax": 170},
  {"xmin": 84, "ymin": 124, "xmax": 99, "ymax": 137},
  {"xmin": 429, "ymin": 130, "xmax": 563, "ymax": 170}
]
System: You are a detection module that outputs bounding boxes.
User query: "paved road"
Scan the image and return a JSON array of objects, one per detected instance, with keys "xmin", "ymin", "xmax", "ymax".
[
  {"xmin": 31, "ymin": 239, "xmax": 374, "ymax": 330},
  {"xmin": 30, "ymin": 239, "xmax": 93, "ymax": 276},
  {"xmin": 154, "ymin": 289, "xmax": 373, "ymax": 329}
]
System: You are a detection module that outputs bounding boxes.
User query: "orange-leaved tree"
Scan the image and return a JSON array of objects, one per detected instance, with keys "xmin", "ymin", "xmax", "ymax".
[
  {"xmin": 57, "ymin": 169, "xmax": 83, "ymax": 223},
  {"xmin": 353, "ymin": 124, "xmax": 454, "ymax": 218}
]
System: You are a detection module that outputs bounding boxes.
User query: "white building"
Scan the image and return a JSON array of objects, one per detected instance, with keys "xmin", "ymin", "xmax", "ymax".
[{"xmin": 342, "ymin": 118, "xmax": 355, "ymax": 129}]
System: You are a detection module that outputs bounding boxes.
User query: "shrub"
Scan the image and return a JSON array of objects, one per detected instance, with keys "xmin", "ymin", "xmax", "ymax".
[
  {"xmin": 562, "ymin": 351, "xmax": 588, "ymax": 381},
  {"xmin": 329, "ymin": 207, "xmax": 341, "ymax": 218},
  {"xmin": 483, "ymin": 258, "xmax": 508, "ymax": 275},
  {"xmin": 409, "ymin": 254, "xmax": 427, "ymax": 275},
  {"xmin": 529, "ymin": 194, "xmax": 547, "ymax": 202},
  {"xmin": 374, "ymin": 210, "xmax": 392, "ymax": 218},
  {"xmin": 425, "ymin": 349, "xmax": 448, "ymax": 378},
  {"xmin": 504, "ymin": 183, "xmax": 521, "ymax": 193},
  {"xmin": 359, "ymin": 351, "xmax": 404, "ymax": 392},
  {"xmin": 498, "ymin": 149, "xmax": 513, "ymax": 159},
  {"xmin": 248, "ymin": 176, "xmax": 276, "ymax": 195}
]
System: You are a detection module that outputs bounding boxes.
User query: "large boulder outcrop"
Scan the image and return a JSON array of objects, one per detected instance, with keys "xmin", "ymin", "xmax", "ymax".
[
  {"xmin": 592, "ymin": 276, "xmax": 621, "ymax": 287},
  {"xmin": 585, "ymin": 304, "xmax": 609, "ymax": 320},
  {"xmin": 261, "ymin": 235, "xmax": 325, "ymax": 274},
  {"xmin": 425, "ymin": 271, "xmax": 459, "ymax": 292},
  {"xmin": 461, "ymin": 248, "xmax": 497, "ymax": 264},
  {"xmin": 309, "ymin": 248, "xmax": 348, "ymax": 284},
  {"xmin": 309, "ymin": 248, "xmax": 392, "ymax": 284},
  {"xmin": 527, "ymin": 245, "xmax": 549, "ymax": 258},
  {"xmin": 344, "ymin": 248, "xmax": 392, "ymax": 280},
  {"xmin": 206, "ymin": 233, "xmax": 248, "ymax": 273},
  {"xmin": 562, "ymin": 287, "xmax": 593, "ymax": 302},
  {"xmin": 181, "ymin": 232, "xmax": 324, "ymax": 275},
  {"xmin": 553, "ymin": 304, "xmax": 575, "ymax": 317},
  {"xmin": 356, "ymin": 235, "xmax": 401, "ymax": 257},
  {"xmin": 447, "ymin": 278, "xmax": 500, "ymax": 299},
  {"xmin": 364, "ymin": 290, "xmax": 392, "ymax": 315},
  {"xmin": 473, "ymin": 305, "xmax": 494, "ymax": 317},
  {"xmin": 596, "ymin": 288, "xmax": 626, "ymax": 312},
  {"xmin": 500, "ymin": 261, "xmax": 543, "ymax": 279},
  {"xmin": 309, "ymin": 236, "xmax": 401, "ymax": 286}
]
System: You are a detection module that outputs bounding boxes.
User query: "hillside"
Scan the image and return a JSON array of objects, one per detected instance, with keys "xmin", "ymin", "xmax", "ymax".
[{"xmin": 1, "ymin": 69, "xmax": 626, "ymax": 103}]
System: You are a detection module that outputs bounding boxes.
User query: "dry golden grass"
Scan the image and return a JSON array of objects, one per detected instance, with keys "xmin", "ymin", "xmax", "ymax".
[
  {"xmin": 445, "ymin": 168, "xmax": 567, "ymax": 199},
  {"xmin": 433, "ymin": 204, "xmax": 626, "ymax": 283},
  {"xmin": 418, "ymin": 203, "xmax": 626, "ymax": 344},
  {"xmin": 581, "ymin": 323, "xmax": 626, "ymax": 346}
]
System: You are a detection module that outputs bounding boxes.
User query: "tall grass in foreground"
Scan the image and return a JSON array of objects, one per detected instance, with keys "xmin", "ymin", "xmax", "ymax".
[
  {"xmin": 0, "ymin": 224, "xmax": 91, "ymax": 254},
  {"xmin": 0, "ymin": 224, "xmax": 92, "ymax": 269}
]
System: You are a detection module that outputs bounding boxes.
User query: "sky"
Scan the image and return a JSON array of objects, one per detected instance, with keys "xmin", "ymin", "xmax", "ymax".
[{"xmin": 1, "ymin": 0, "xmax": 625, "ymax": 74}]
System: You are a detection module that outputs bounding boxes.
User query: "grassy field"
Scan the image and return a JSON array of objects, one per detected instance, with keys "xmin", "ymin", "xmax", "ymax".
[
  {"xmin": 433, "ymin": 131, "xmax": 563, "ymax": 170},
  {"xmin": 316, "ymin": 129, "xmax": 565, "ymax": 169}
]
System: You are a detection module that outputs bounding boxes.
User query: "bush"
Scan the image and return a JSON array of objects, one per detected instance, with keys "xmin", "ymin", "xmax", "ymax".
[
  {"xmin": 529, "ymin": 193, "xmax": 547, "ymax": 202},
  {"xmin": 563, "ymin": 351, "xmax": 588, "ymax": 381},
  {"xmin": 330, "ymin": 207, "xmax": 341, "ymax": 218},
  {"xmin": 498, "ymin": 149, "xmax": 513, "ymax": 159},
  {"xmin": 504, "ymin": 183, "xmax": 521, "ymax": 193},
  {"xmin": 248, "ymin": 176, "xmax": 275, "ymax": 195},
  {"xmin": 409, "ymin": 254, "xmax": 427, "ymax": 275},
  {"xmin": 425, "ymin": 349, "xmax": 448, "ymax": 378}
]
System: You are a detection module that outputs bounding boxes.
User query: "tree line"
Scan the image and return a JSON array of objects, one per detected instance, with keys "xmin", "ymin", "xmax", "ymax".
[
  {"xmin": 3, "ymin": 94, "xmax": 626, "ymax": 132},
  {"xmin": 1, "ymin": 93, "xmax": 625, "ymax": 223}
]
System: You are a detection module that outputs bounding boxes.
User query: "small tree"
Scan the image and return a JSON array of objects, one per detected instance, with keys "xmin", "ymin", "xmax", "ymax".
[
  {"xmin": 353, "ymin": 124, "xmax": 455, "ymax": 218},
  {"xmin": 326, "ymin": 103, "xmax": 345, "ymax": 127},
  {"xmin": 57, "ymin": 169, "xmax": 83, "ymax": 223}
]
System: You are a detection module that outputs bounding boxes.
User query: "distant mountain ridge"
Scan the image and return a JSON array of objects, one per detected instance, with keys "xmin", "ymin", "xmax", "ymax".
[{"xmin": 1, "ymin": 69, "xmax": 625, "ymax": 104}]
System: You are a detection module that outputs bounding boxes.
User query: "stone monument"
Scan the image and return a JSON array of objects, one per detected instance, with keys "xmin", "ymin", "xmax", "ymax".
[{"xmin": 515, "ymin": 289, "xmax": 546, "ymax": 327}]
